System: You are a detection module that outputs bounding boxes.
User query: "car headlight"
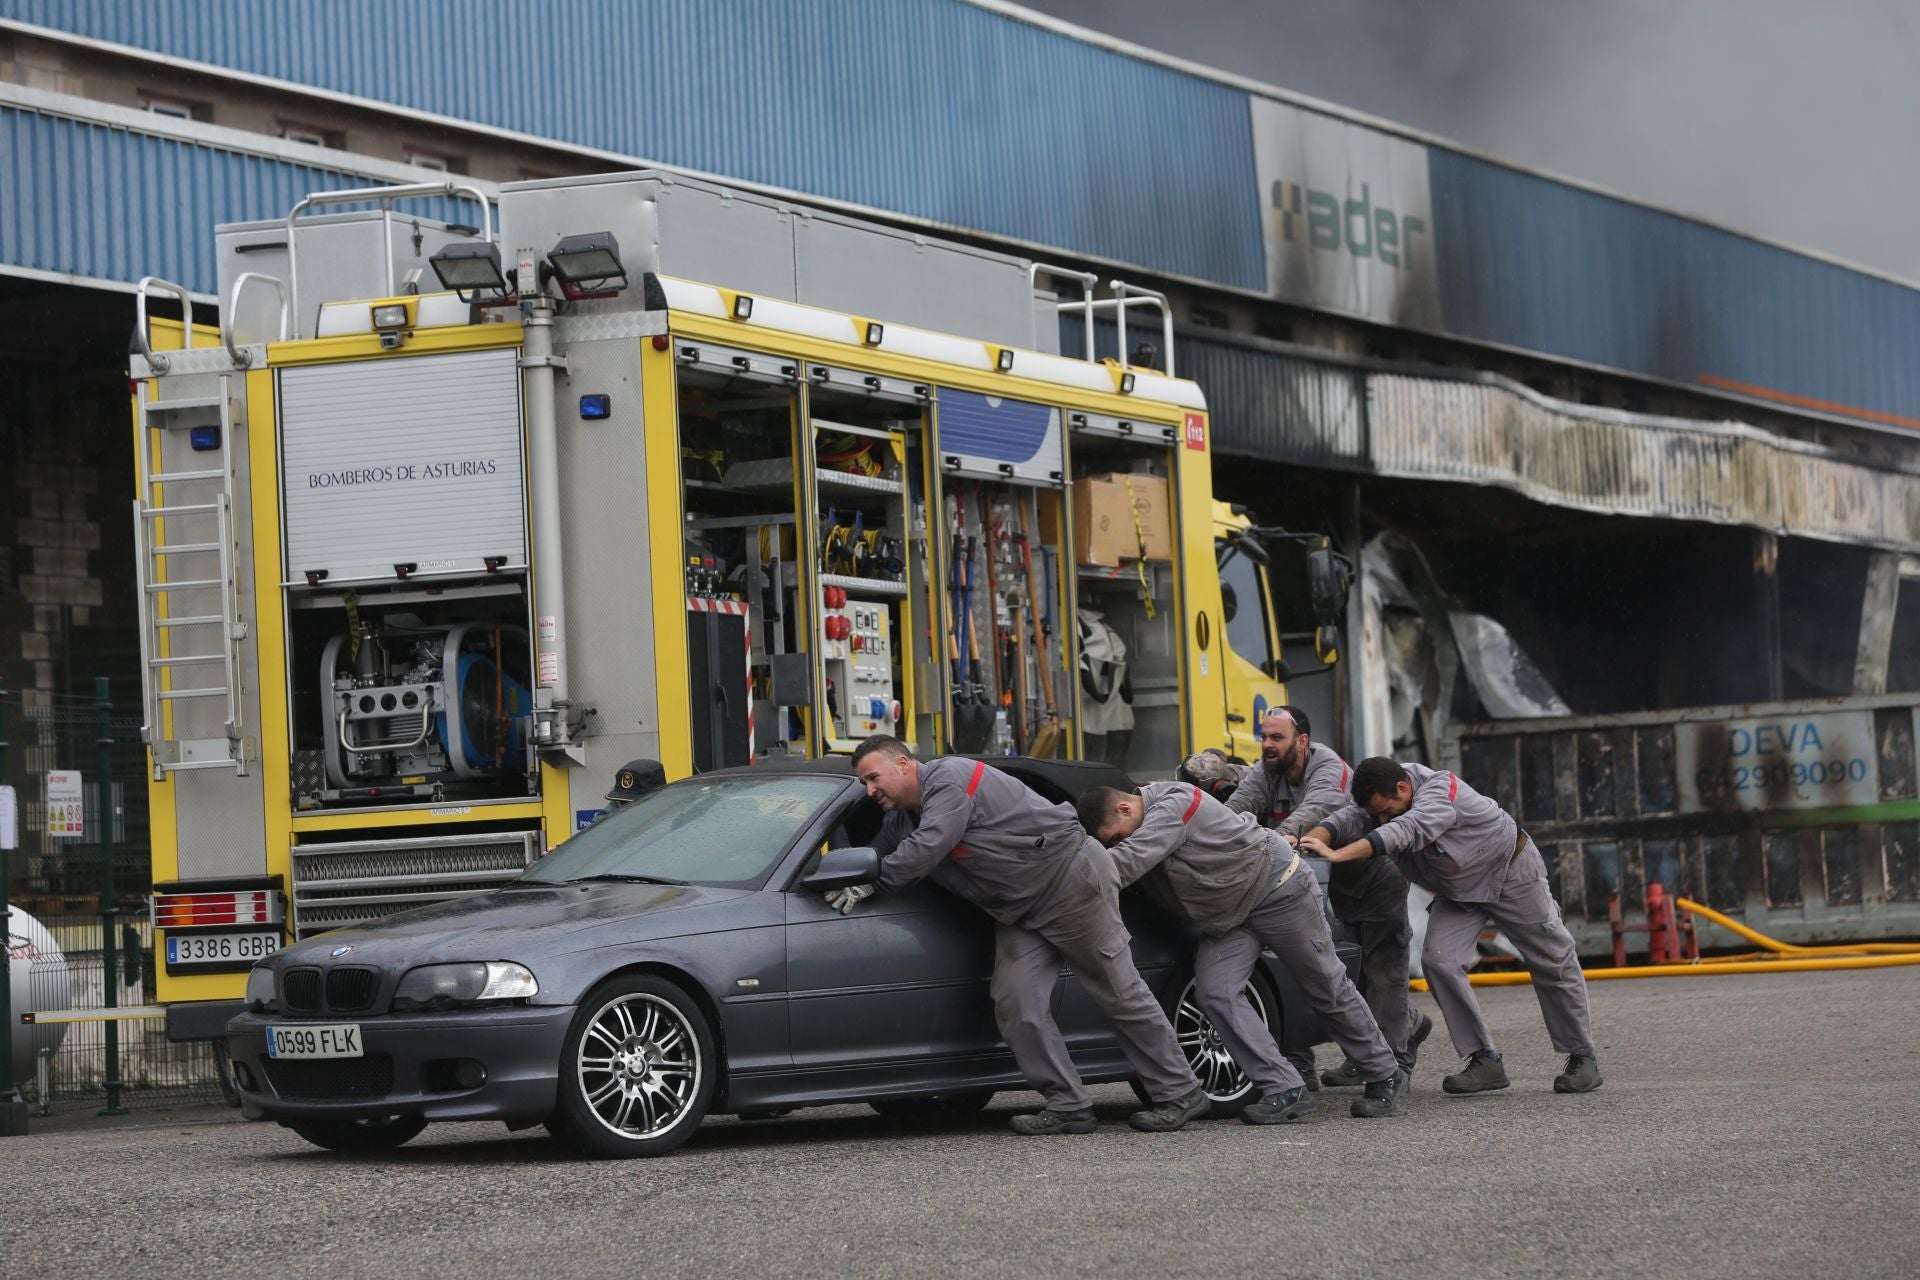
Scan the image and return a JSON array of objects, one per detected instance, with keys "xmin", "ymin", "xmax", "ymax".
[
  {"xmin": 392, "ymin": 962, "xmax": 539, "ymax": 1011},
  {"xmin": 245, "ymin": 965, "xmax": 277, "ymax": 1013}
]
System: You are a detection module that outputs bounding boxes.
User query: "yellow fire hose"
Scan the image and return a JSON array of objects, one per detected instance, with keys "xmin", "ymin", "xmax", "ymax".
[
  {"xmin": 1675, "ymin": 897, "xmax": 1920, "ymax": 955},
  {"xmin": 1408, "ymin": 895, "xmax": 1920, "ymax": 990}
]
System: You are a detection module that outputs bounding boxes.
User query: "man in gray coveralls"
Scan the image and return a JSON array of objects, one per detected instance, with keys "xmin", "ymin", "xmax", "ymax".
[
  {"xmin": 1299, "ymin": 757, "xmax": 1603, "ymax": 1095},
  {"xmin": 1079, "ymin": 780, "xmax": 1407, "ymax": 1121},
  {"xmin": 828, "ymin": 736, "xmax": 1210, "ymax": 1135},
  {"xmin": 1227, "ymin": 708, "xmax": 1432, "ymax": 1089}
]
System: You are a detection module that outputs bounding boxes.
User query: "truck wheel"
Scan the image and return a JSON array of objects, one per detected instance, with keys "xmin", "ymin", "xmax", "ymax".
[
  {"xmin": 546, "ymin": 974, "xmax": 716, "ymax": 1159},
  {"xmin": 1133, "ymin": 968, "xmax": 1277, "ymax": 1118},
  {"xmin": 286, "ymin": 1114, "xmax": 428, "ymax": 1152}
]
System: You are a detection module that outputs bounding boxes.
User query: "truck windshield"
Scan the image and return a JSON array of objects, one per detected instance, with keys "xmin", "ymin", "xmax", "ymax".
[
  {"xmin": 1219, "ymin": 544, "xmax": 1277, "ymax": 669},
  {"xmin": 520, "ymin": 775, "xmax": 847, "ymax": 889}
]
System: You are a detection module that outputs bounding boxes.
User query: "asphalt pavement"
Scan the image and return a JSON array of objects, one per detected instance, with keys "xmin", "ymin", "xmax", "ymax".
[{"xmin": 4, "ymin": 967, "xmax": 1917, "ymax": 1279}]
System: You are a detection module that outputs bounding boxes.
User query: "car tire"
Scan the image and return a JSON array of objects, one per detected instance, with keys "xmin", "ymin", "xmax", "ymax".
[
  {"xmin": 546, "ymin": 974, "xmax": 717, "ymax": 1159},
  {"xmin": 1132, "ymin": 967, "xmax": 1279, "ymax": 1118},
  {"xmin": 285, "ymin": 1114, "xmax": 429, "ymax": 1152},
  {"xmin": 868, "ymin": 1091, "xmax": 995, "ymax": 1122}
]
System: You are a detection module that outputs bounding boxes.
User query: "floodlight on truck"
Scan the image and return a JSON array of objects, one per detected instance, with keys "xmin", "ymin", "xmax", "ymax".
[
  {"xmin": 545, "ymin": 231, "xmax": 627, "ymax": 300},
  {"xmin": 428, "ymin": 240, "xmax": 512, "ymax": 304}
]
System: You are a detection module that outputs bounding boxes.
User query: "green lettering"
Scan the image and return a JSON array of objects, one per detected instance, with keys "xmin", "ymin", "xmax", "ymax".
[
  {"xmin": 1307, "ymin": 190, "xmax": 1340, "ymax": 250},
  {"xmin": 1374, "ymin": 208, "xmax": 1399, "ymax": 267},
  {"xmin": 1344, "ymin": 184, "xmax": 1373, "ymax": 259}
]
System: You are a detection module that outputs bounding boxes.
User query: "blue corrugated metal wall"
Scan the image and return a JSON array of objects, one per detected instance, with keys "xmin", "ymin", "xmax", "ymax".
[
  {"xmin": 7, "ymin": 0, "xmax": 1920, "ymax": 431},
  {"xmin": 1426, "ymin": 151, "xmax": 1920, "ymax": 428},
  {"xmin": 0, "ymin": 0, "xmax": 1266, "ymax": 290},
  {"xmin": 0, "ymin": 104, "xmax": 473, "ymax": 295}
]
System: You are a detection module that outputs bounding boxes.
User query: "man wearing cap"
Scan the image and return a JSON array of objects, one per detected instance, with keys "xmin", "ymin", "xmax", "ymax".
[
  {"xmin": 1079, "ymin": 781, "xmax": 1406, "ymax": 1121},
  {"xmin": 828, "ymin": 736, "xmax": 1208, "ymax": 1135},
  {"xmin": 1177, "ymin": 747, "xmax": 1248, "ymax": 801},
  {"xmin": 587, "ymin": 758, "xmax": 667, "ymax": 826},
  {"xmin": 1299, "ymin": 757, "xmax": 1601, "ymax": 1095},
  {"xmin": 1228, "ymin": 708, "xmax": 1432, "ymax": 1089}
]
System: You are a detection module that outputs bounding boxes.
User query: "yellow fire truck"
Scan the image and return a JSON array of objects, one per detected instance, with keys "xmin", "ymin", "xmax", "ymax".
[{"xmin": 131, "ymin": 173, "xmax": 1309, "ymax": 1043}]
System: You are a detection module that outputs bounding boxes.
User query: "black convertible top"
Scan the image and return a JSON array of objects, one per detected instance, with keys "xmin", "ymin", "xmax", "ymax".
[{"xmin": 699, "ymin": 754, "xmax": 1136, "ymax": 805}]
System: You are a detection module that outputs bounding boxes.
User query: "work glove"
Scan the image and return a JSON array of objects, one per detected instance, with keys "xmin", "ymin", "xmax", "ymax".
[{"xmin": 824, "ymin": 884, "xmax": 876, "ymax": 915}]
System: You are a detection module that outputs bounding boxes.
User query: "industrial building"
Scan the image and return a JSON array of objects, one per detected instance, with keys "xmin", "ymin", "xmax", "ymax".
[{"xmin": 4, "ymin": 0, "xmax": 1918, "ymax": 944}]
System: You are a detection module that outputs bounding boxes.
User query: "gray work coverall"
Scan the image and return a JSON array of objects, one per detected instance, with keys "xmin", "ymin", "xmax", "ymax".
[
  {"xmin": 873, "ymin": 757, "xmax": 1199, "ymax": 1112},
  {"xmin": 1109, "ymin": 782, "xmax": 1396, "ymax": 1095},
  {"xmin": 1318, "ymin": 764, "xmax": 1596, "ymax": 1059},
  {"xmin": 1230, "ymin": 744, "xmax": 1424, "ymax": 1070}
]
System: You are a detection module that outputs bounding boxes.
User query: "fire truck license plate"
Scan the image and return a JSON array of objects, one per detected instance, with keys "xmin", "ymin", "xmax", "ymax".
[
  {"xmin": 266, "ymin": 1024, "xmax": 364, "ymax": 1060},
  {"xmin": 166, "ymin": 932, "xmax": 281, "ymax": 966}
]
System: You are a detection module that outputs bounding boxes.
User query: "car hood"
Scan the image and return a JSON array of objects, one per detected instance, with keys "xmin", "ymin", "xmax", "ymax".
[{"xmin": 277, "ymin": 881, "xmax": 757, "ymax": 969}]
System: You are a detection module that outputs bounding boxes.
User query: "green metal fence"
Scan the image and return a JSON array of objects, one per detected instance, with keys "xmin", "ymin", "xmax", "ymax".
[{"xmin": 3, "ymin": 679, "xmax": 226, "ymax": 1116}]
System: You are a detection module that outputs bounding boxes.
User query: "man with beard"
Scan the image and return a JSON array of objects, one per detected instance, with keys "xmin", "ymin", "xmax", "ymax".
[
  {"xmin": 827, "ymin": 736, "xmax": 1209, "ymax": 1135},
  {"xmin": 1227, "ymin": 708, "xmax": 1432, "ymax": 1089}
]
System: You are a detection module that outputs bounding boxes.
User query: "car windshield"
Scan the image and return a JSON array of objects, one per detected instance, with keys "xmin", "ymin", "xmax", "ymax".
[{"xmin": 521, "ymin": 774, "xmax": 848, "ymax": 889}]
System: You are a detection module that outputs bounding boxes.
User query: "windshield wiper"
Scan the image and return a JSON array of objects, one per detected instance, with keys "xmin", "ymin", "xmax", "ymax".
[{"xmin": 565, "ymin": 873, "xmax": 689, "ymax": 886}]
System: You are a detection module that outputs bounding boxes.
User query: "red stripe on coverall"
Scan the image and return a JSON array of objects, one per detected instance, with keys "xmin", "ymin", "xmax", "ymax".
[{"xmin": 953, "ymin": 762, "xmax": 991, "ymax": 858}]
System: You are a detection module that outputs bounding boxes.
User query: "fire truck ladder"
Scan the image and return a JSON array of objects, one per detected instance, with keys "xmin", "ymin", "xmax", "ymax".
[{"xmin": 132, "ymin": 373, "xmax": 250, "ymax": 775}]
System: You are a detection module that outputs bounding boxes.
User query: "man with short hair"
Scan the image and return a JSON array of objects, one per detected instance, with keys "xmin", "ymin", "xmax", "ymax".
[
  {"xmin": 1229, "ymin": 708, "xmax": 1432, "ymax": 1088},
  {"xmin": 1299, "ymin": 758, "xmax": 1601, "ymax": 1095},
  {"xmin": 1079, "ymin": 782, "xmax": 1407, "ymax": 1122},
  {"xmin": 831, "ymin": 736, "xmax": 1208, "ymax": 1135}
]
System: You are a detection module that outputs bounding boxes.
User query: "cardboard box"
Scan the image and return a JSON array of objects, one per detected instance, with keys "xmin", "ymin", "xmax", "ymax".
[{"xmin": 1071, "ymin": 472, "xmax": 1173, "ymax": 567}]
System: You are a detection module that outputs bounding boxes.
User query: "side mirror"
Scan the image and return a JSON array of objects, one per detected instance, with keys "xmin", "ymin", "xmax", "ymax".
[
  {"xmin": 1262, "ymin": 657, "xmax": 1293, "ymax": 683},
  {"xmin": 1306, "ymin": 543, "xmax": 1350, "ymax": 629},
  {"xmin": 802, "ymin": 846, "xmax": 881, "ymax": 892}
]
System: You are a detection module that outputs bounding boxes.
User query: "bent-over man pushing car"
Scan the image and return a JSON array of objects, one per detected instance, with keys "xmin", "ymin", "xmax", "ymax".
[
  {"xmin": 1078, "ymin": 780, "xmax": 1408, "ymax": 1121},
  {"xmin": 828, "ymin": 736, "xmax": 1211, "ymax": 1135}
]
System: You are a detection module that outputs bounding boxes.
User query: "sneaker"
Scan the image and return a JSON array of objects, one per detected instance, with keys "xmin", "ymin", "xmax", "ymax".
[
  {"xmin": 1406, "ymin": 1013, "xmax": 1434, "ymax": 1069},
  {"xmin": 1442, "ymin": 1051, "xmax": 1510, "ymax": 1095},
  {"xmin": 1127, "ymin": 1085, "xmax": 1211, "ymax": 1133},
  {"xmin": 1553, "ymin": 1054, "xmax": 1603, "ymax": 1094},
  {"xmin": 1350, "ymin": 1069, "xmax": 1408, "ymax": 1118},
  {"xmin": 1241, "ymin": 1086, "xmax": 1320, "ymax": 1125},
  {"xmin": 1286, "ymin": 1049, "xmax": 1320, "ymax": 1092},
  {"xmin": 1009, "ymin": 1107, "xmax": 1096, "ymax": 1135},
  {"xmin": 1319, "ymin": 1060, "xmax": 1365, "ymax": 1089}
]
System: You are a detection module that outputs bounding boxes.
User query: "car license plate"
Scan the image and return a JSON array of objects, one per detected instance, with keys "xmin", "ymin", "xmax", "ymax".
[
  {"xmin": 265, "ymin": 1024, "xmax": 364, "ymax": 1060},
  {"xmin": 165, "ymin": 931, "xmax": 282, "ymax": 966}
]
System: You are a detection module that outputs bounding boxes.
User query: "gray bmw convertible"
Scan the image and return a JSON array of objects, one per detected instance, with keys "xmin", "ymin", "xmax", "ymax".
[{"xmin": 227, "ymin": 757, "xmax": 1358, "ymax": 1158}]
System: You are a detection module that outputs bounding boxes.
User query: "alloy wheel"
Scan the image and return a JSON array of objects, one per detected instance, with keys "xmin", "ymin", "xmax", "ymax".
[
  {"xmin": 576, "ymin": 991, "xmax": 705, "ymax": 1140},
  {"xmin": 1174, "ymin": 977, "xmax": 1267, "ymax": 1104}
]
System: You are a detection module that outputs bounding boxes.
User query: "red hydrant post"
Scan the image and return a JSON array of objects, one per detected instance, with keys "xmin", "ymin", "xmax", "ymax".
[{"xmin": 1647, "ymin": 883, "xmax": 1670, "ymax": 964}]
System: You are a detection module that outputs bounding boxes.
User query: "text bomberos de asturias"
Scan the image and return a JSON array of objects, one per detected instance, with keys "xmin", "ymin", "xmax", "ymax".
[{"xmin": 307, "ymin": 458, "xmax": 499, "ymax": 488}]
